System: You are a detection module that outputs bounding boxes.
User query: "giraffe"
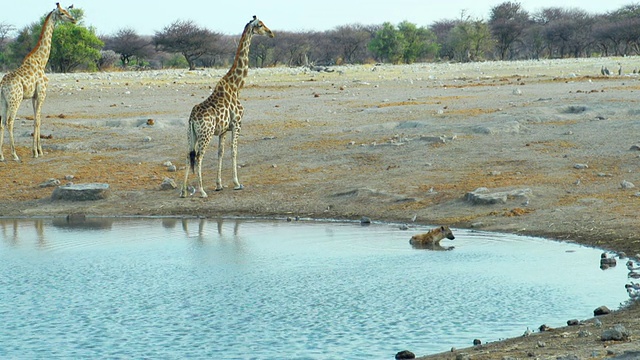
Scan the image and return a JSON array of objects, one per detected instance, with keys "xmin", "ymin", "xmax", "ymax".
[
  {"xmin": 0, "ymin": 3, "xmax": 76, "ymax": 162},
  {"xmin": 180, "ymin": 16, "xmax": 274, "ymax": 198}
]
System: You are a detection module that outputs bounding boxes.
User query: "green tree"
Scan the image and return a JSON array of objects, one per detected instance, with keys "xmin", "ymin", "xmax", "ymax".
[
  {"xmin": 450, "ymin": 19, "xmax": 494, "ymax": 61},
  {"xmin": 7, "ymin": 24, "xmax": 38, "ymax": 68},
  {"xmin": 369, "ymin": 22, "xmax": 404, "ymax": 63},
  {"xmin": 7, "ymin": 7, "xmax": 103, "ymax": 72},
  {"xmin": 397, "ymin": 21, "xmax": 439, "ymax": 63},
  {"xmin": 50, "ymin": 23, "xmax": 103, "ymax": 72}
]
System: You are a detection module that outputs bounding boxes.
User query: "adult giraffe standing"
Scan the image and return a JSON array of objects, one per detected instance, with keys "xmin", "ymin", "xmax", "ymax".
[
  {"xmin": 180, "ymin": 16, "xmax": 274, "ymax": 198},
  {"xmin": 0, "ymin": 3, "xmax": 76, "ymax": 162}
]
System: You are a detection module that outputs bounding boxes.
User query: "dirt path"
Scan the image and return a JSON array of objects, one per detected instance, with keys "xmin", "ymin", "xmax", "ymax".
[{"xmin": 1, "ymin": 58, "xmax": 640, "ymax": 359}]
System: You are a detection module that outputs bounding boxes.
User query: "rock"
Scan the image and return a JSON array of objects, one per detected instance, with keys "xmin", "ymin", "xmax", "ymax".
[
  {"xmin": 39, "ymin": 178, "xmax": 61, "ymax": 188},
  {"xmin": 395, "ymin": 350, "xmax": 415, "ymax": 359},
  {"xmin": 574, "ymin": 163, "xmax": 589, "ymax": 169},
  {"xmin": 142, "ymin": 136, "xmax": 152, "ymax": 142},
  {"xmin": 51, "ymin": 183, "xmax": 110, "ymax": 201},
  {"xmin": 578, "ymin": 329, "xmax": 592, "ymax": 337},
  {"xmin": 66, "ymin": 213, "xmax": 86, "ymax": 223},
  {"xmin": 594, "ymin": 305, "xmax": 611, "ymax": 316},
  {"xmin": 473, "ymin": 120, "xmax": 521, "ymax": 135},
  {"xmin": 465, "ymin": 188, "xmax": 506, "ymax": 204},
  {"xmin": 621, "ymin": 180, "xmax": 635, "ymax": 189},
  {"xmin": 611, "ymin": 350, "xmax": 640, "ymax": 359},
  {"xmin": 360, "ymin": 216, "xmax": 371, "ymax": 225},
  {"xmin": 160, "ymin": 177, "xmax": 177, "ymax": 190},
  {"xmin": 557, "ymin": 356, "xmax": 580, "ymax": 360},
  {"xmin": 601, "ymin": 324, "xmax": 630, "ymax": 341},
  {"xmin": 472, "ymin": 339, "xmax": 481, "ymax": 346},
  {"xmin": 167, "ymin": 164, "xmax": 177, "ymax": 172},
  {"xmin": 567, "ymin": 319, "xmax": 580, "ymax": 326},
  {"xmin": 465, "ymin": 187, "xmax": 532, "ymax": 205},
  {"xmin": 629, "ymin": 144, "xmax": 640, "ymax": 151}
]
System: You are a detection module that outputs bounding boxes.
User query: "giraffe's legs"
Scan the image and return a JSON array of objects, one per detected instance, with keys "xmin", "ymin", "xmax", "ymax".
[
  {"xmin": 196, "ymin": 152, "xmax": 208, "ymax": 198},
  {"xmin": 215, "ymin": 133, "xmax": 226, "ymax": 191},
  {"xmin": 230, "ymin": 127, "xmax": 243, "ymax": 190},
  {"xmin": 32, "ymin": 86, "xmax": 46, "ymax": 158},
  {"xmin": 180, "ymin": 155, "xmax": 191, "ymax": 198},
  {"xmin": 0, "ymin": 110, "xmax": 5, "ymax": 162},
  {"xmin": 5, "ymin": 107, "xmax": 20, "ymax": 162},
  {"xmin": 0, "ymin": 95, "xmax": 20, "ymax": 162}
]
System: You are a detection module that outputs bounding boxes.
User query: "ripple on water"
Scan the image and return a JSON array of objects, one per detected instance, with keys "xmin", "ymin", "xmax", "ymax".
[{"xmin": 0, "ymin": 218, "xmax": 631, "ymax": 358}]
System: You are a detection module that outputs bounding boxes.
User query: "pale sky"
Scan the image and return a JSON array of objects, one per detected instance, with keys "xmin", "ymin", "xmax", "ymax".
[{"xmin": 4, "ymin": 0, "xmax": 636, "ymax": 36}]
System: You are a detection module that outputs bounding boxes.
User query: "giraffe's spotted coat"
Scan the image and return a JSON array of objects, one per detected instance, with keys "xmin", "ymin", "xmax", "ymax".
[
  {"xmin": 0, "ymin": 3, "xmax": 75, "ymax": 161},
  {"xmin": 181, "ymin": 16, "xmax": 274, "ymax": 198}
]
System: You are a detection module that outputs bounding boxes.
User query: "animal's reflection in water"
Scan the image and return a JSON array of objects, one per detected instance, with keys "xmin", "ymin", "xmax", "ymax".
[{"xmin": 180, "ymin": 218, "xmax": 240, "ymax": 239}]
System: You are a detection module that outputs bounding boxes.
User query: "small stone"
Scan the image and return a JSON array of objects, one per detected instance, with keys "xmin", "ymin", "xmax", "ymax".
[
  {"xmin": 537, "ymin": 341, "xmax": 546, "ymax": 348},
  {"xmin": 64, "ymin": 175, "xmax": 74, "ymax": 181},
  {"xmin": 594, "ymin": 305, "xmax": 611, "ymax": 316},
  {"xmin": 567, "ymin": 319, "xmax": 580, "ymax": 326},
  {"xmin": 162, "ymin": 161, "xmax": 173, "ymax": 167},
  {"xmin": 395, "ymin": 350, "xmax": 415, "ymax": 359},
  {"xmin": 578, "ymin": 329, "xmax": 592, "ymax": 337},
  {"xmin": 167, "ymin": 165, "xmax": 177, "ymax": 172},
  {"xmin": 160, "ymin": 177, "xmax": 177, "ymax": 190},
  {"xmin": 473, "ymin": 339, "xmax": 481, "ymax": 346},
  {"xmin": 601, "ymin": 324, "xmax": 630, "ymax": 341},
  {"xmin": 39, "ymin": 178, "xmax": 61, "ymax": 188},
  {"xmin": 574, "ymin": 163, "xmax": 589, "ymax": 169},
  {"xmin": 143, "ymin": 136, "xmax": 152, "ymax": 142},
  {"xmin": 621, "ymin": 180, "xmax": 635, "ymax": 189},
  {"xmin": 360, "ymin": 216, "xmax": 371, "ymax": 225}
]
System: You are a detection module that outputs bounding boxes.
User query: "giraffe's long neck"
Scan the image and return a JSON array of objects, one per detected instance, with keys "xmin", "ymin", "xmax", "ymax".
[
  {"xmin": 23, "ymin": 11, "xmax": 56, "ymax": 70},
  {"xmin": 222, "ymin": 23, "xmax": 254, "ymax": 92}
]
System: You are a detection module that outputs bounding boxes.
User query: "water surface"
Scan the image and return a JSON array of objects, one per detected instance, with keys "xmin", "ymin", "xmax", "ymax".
[{"xmin": 0, "ymin": 218, "xmax": 630, "ymax": 359}]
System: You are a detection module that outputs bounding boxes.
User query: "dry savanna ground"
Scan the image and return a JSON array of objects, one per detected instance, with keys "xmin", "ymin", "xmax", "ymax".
[{"xmin": 1, "ymin": 57, "xmax": 640, "ymax": 359}]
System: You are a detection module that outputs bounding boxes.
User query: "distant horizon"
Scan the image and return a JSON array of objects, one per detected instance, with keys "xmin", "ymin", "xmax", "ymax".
[{"xmin": 4, "ymin": 0, "xmax": 637, "ymax": 37}]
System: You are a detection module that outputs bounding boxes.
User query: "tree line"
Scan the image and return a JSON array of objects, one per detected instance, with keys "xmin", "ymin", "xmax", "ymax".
[{"xmin": 1, "ymin": 2, "xmax": 640, "ymax": 73}]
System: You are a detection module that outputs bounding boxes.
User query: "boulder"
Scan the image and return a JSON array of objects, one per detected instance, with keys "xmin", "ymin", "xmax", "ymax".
[
  {"xmin": 51, "ymin": 183, "xmax": 110, "ymax": 201},
  {"xmin": 594, "ymin": 305, "xmax": 611, "ymax": 316},
  {"xmin": 395, "ymin": 350, "xmax": 415, "ymax": 359}
]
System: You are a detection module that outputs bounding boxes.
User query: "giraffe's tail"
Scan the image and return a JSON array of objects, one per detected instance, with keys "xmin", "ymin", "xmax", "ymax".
[
  {"xmin": 187, "ymin": 119, "xmax": 198, "ymax": 174},
  {"xmin": 189, "ymin": 150, "xmax": 197, "ymax": 173}
]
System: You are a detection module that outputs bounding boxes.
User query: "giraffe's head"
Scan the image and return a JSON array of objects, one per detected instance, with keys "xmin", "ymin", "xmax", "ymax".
[
  {"xmin": 248, "ymin": 16, "xmax": 274, "ymax": 38},
  {"xmin": 53, "ymin": 3, "xmax": 77, "ymax": 24}
]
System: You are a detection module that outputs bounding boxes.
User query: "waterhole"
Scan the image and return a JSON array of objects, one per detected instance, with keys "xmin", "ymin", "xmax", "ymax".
[{"xmin": 0, "ymin": 217, "xmax": 631, "ymax": 359}]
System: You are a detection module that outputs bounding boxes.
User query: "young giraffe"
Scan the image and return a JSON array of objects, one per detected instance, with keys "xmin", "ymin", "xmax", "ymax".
[
  {"xmin": 0, "ymin": 3, "xmax": 76, "ymax": 162},
  {"xmin": 180, "ymin": 16, "xmax": 274, "ymax": 198}
]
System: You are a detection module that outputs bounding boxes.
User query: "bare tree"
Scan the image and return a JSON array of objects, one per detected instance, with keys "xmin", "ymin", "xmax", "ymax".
[
  {"xmin": 103, "ymin": 28, "xmax": 152, "ymax": 67},
  {"xmin": 328, "ymin": 24, "xmax": 375, "ymax": 64},
  {"xmin": 429, "ymin": 19, "xmax": 459, "ymax": 60},
  {"xmin": 0, "ymin": 22, "xmax": 16, "ymax": 51},
  {"xmin": 541, "ymin": 8, "xmax": 594, "ymax": 58},
  {"xmin": 153, "ymin": 20, "xmax": 222, "ymax": 70},
  {"xmin": 489, "ymin": 2, "xmax": 530, "ymax": 60}
]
